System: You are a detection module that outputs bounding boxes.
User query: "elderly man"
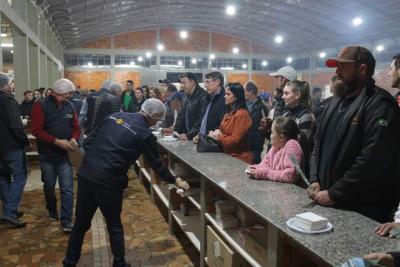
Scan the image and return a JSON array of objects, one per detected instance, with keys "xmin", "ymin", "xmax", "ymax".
[
  {"xmin": 63, "ymin": 99, "xmax": 190, "ymax": 267},
  {"xmin": 0, "ymin": 74, "xmax": 29, "ymax": 228},
  {"xmin": 389, "ymin": 54, "xmax": 400, "ymax": 106},
  {"xmin": 31, "ymin": 78, "xmax": 80, "ymax": 232},
  {"xmin": 308, "ymin": 46, "xmax": 400, "ymax": 223}
]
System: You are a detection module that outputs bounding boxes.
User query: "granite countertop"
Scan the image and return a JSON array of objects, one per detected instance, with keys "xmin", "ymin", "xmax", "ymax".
[{"xmin": 158, "ymin": 139, "xmax": 400, "ymax": 266}]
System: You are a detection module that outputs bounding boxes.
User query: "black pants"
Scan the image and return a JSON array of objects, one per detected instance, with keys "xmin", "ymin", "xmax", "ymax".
[{"xmin": 63, "ymin": 178, "xmax": 125, "ymax": 265}]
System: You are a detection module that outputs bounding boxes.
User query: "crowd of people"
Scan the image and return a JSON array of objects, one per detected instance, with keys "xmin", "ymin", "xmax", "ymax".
[{"xmin": 0, "ymin": 45, "xmax": 400, "ymax": 266}]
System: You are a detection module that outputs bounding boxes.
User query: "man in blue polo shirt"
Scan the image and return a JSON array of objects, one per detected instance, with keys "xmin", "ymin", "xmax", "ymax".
[{"xmin": 63, "ymin": 99, "xmax": 190, "ymax": 267}]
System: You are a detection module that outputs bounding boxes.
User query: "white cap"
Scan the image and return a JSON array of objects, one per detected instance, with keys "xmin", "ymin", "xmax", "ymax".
[
  {"xmin": 52, "ymin": 78, "xmax": 75, "ymax": 94},
  {"xmin": 141, "ymin": 98, "xmax": 166, "ymax": 121},
  {"xmin": 270, "ymin": 66, "xmax": 297, "ymax": 81}
]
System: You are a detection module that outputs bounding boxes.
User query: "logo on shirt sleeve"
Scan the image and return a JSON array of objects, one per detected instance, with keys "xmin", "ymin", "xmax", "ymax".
[{"xmin": 377, "ymin": 118, "xmax": 388, "ymax": 127}]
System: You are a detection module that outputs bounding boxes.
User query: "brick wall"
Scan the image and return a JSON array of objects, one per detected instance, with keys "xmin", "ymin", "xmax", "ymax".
[
  {"xmin": 81, "ymin": 37, "xmax": 111, "ymax": 49},
  {"xmin": 114, "ymin": 30, "xmax": 157, "ymax": 50},
  {"xmin": 227, "ymin": 73, "xmax": 250, "ymax": 86},
  {"xmin": 251, "ymin": 74, "xmax": 276, "ymax": 92},
  {"xmin": 64, "ymin": 71, "xmax": 111, "ymax": 90},
  {"xmin": 160, "ymin": 29, "xmax": 209, "ymax": 52},
  {"xmin": 114, "ymin": 71, "xmax": 141, "ymax": 89},
  {"xmin": 211, "ymin": 32, "xmax": 250, "ymax": 53},
  {"xmin": 79, "ymin": 29, "xmax": 272, "ymax": 53}
]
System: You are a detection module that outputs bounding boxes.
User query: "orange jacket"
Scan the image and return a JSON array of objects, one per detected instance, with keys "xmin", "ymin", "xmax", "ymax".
[{"xmin": 219, "ymin": 108, "xmax": 253, "ymax": 164}]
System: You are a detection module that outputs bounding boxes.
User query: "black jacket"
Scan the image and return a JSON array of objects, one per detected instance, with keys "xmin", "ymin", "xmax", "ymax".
[
  {"xmin": 20, "ymin": 100, "xmax": 34, "ymax": 118},
  {"xmin": 85, "ymin": 88, "xmax": 108, "ymax": 134},
  {"xmin": 247, "ymin": 97, "xmax": 268, "ymax": 153},
  {"xmin": 203, "ymin": 87, "xmax": 227, "ymax": 134},
  {"xmin": 0, "ymin": 90, "xmax": 28, "ymax": 156},
  {"xmin": 310, "ymin": 81, "xmax": 400, "ymax": 217},
  {"xmin": 81, "ymin": 112, "xmax": 175, "ymax": 189},
  {"xmin": 272, "ymin": 93, "xmax": 286, "ymax": 119},
  {"xmin": 174, "ymin": 86, "xmax": 208, "ymax": 139},
  {"xmin": 120, "ymin": 90, "xmax": 138, "ymax": 113},
  {"xmin": 91, "ymin": 92, "xmax": 121, "ymax": 130}
]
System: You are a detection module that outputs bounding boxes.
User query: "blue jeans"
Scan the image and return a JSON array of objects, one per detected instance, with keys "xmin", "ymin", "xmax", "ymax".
[
  {"xmin": 0, "ymin": 149, "xmax": 27, "ymax": 218},
  {"xmin": 39, "ymin": 155, "xmax": 73, "ymax": 223}
]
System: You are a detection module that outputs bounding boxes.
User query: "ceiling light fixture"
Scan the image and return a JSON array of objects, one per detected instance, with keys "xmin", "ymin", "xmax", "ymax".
[
  {"xmin": 0, "ymin": 33, "xmax": 7, "ymax": 37},
  {"xmin": 242, "ymin": 63, "xmax": 247, "ymax": 69},
  {"xmin": 352, "ymin": 17, "xmax": 363, "ymax": 26},
  {"xmin": 232, "ymin": 47, "xmax": 239, "ymax": 54},
  {"xmin": 178, "ymin": 60, "xmax": 183, "ymax": 66},
  {"xmin": 286, "ymin": 57, "xmax": 293, "ymax": 63},
  {"xmin": 262, "ymin": 60, "xmax": 268, "ymax": 66},
  {"xmin": 1, "ymin": 43, "xmax": 13, "ymax": 47},
  {"xmin": 180, "ymin": 31, "xmax": 188, "ymax": 39},
  {"xmin": 226, "ymin": 5, "xmax": 236, "ymax": 16},
  {"xmin": 157, "ymin": 44, "xmax": 164, "ymax": 51},
  {"xmin": 130, "ymin": 61, "xmax": 135, "ymax": 66},
  {"xmin": 274, "ymin": 35, "xmax": 283, "ymax": 44},
  {"xmin": 209, "ymin": 54, "xmax": 216, "ymax": 60},
  {"xmin": 138, "ymin": 56, "xmax": 144, "ymax": 62},
  {"xmin": 319, "ymin": 52, "xmax": 326, "ymax": 58},
  {"xmin": 145, "ymin": 51, "xmax": 152, "ymax": 58},
  {"xmin": 191, "ymin": 58, "xmax": 197, "ymax": 64},
  {"xmin": 87, "ymin": 62, "xmax": 93, "ymax": 67}
]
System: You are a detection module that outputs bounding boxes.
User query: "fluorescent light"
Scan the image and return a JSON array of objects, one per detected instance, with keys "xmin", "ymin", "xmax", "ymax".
[
  {"xmin": 262, "ymin": 60, "xmax": 268, "ymax": 66},
  {"xmin": 0, "ymin": 33, "xmax": 7, "ymax": 37},
  {"xmin": 352, "ymin": 17, "xmax": 363, "ymax": 26},
  {"xmin": 286, "ymin": 57, "xmax": 293, "ymax": 63},
  {"xmin": 180, "ymin": 31, "xmax": 188, "ymax": 39},
  {"xmin": 145, "ymin": 51, "xmax": 152, "ymax": 58},
  {"xmin": 242, "ymin": 63, "xmax": 247, "ymax": 69},
  {"xmin": 209, "ymin": 54, "xmax": 215, "ymax": 60},
  {"xmin": 157, "ymin": 44, "xmax": 164, "ymax": 51},
  {"xmin": 274, "ymin": 35, "xmax": 283, "ymax": 44},
  {"xmin": 220, "ymin": 67, "xmax": 234, "ymax": 70},
  {"xmin": 319, "ymin": 52, "xmax": 326, "ymax": 58},
  {"xmin": 178, "ymin": 60, "xmax": 183, "ymax": 66},
  {"xmin": 191, "ymin": 58, "xmax": 197, "ymax": 64},
  {"xmin": 376, "ymin": 45, "xmax": 384, "ymax": 52},
  {"xmin": 1, "ymin": 43, "xmax": 13, "ymax": 47},
  {"xmin": 232, "ymin": 47, "xmax": 239, "ymax": 54},
  {"xmin": 130, "ymin": 61, "xmax": 135, "ymax": 66},
  {"xmin": 137, "ymin": 56, "xmax": 143, "ymax": 62},
  {"xmin": 226, "ymin": 5, "xmax": 236, "ymax": 16}
]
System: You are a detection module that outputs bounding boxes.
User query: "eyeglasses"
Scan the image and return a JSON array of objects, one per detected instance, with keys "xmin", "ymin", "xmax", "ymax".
[{"xmin": 204, "ymin": 79, "xmax": 216, "ymax": 84}]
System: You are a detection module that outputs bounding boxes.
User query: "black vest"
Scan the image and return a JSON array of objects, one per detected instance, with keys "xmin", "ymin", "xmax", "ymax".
[
  {"xmin": 85, "ymin": 88, "xmax": 108, "ymax": 134},
  {"xmin": 36, "ymin": 97, "xmax": 75, "ymax": 157}
]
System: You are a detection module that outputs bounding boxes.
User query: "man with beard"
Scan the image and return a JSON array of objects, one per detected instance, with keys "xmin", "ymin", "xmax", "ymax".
[{"xmin": 308, "ymin": 46, "xmax": 400, "ymax": 223}]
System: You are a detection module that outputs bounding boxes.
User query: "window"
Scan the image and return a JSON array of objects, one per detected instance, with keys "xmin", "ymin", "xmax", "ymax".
[{"xmin": 64, "ymin": 54, "xmax": 110, "ymax": 67}]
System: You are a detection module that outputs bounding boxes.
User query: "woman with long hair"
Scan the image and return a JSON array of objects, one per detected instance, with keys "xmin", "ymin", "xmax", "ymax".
[{"xmin": 208, "ymin": 82, "xmax": 253, "ymax": 164}]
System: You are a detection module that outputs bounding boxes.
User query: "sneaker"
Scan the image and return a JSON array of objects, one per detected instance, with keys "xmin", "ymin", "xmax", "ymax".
[
  {"xmin": 113, "ymin": 257, "xmax": 131, "ymax": 267},
  {"xmin": 62, "ymin": 222, "xmax": 73, "ymax": 233},
  {"xmin": 49, "ymin": 211, "xmax": 59, "ymax": 221},
  {"xmin": 1, "ymin": 217, "xmax": 27, "ymax": 228}
]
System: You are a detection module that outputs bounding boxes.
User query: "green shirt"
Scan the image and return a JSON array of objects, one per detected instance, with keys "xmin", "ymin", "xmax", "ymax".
[{"xmin": 123, "ymin": 93, "xmax": 132, "ymax": 111}]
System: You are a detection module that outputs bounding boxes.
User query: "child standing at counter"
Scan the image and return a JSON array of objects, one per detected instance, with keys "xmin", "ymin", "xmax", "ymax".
[{"xmin": 247, "ymin": 116, "xmax": 303, "ymax": 183}]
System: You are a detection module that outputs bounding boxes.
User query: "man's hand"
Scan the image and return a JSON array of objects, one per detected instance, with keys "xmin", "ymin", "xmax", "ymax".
[
  {"xmin": 307, "ymin": 182, "xmax": 321, "ymax": 199},
  {"xmin": 246, "ymin": 165, "xmax": 257, "ymax": 179},
  {"xmin": 313, "ymin": 190, "xmax": 335, "ymax": 206},
  {"xmin": 175, "ymin": 177, "xmax": 190, "ymax": 191},
  {"xmin": 162, "ymin": 127, "xmax": 173, "ymax": 134},
  {"xmin": 54, "ymin": 139, "xmax": 74, "ymax": 150},
  {"xmin": 193, "ymin": 135, "xmax": 199, "ymax": 144},
  {"xmin": 179, "ymin": 134, "xmax": 188, "ymax": 140},
  {"xmin": 208, "ymin": 129, "xmax": 221, "ymax": 141},
  {"xmin": 364, "ymin": 253, "xmax": 395, "ymax": 267},
  {"xmin": 375, "ymin": 222, "xmax": 400, "ymax": 238}
]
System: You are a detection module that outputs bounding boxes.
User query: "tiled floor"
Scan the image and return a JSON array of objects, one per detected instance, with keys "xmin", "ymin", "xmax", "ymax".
[{"xmin": 0, "ymin": 163, "xmax": 195, "ymax": 266}]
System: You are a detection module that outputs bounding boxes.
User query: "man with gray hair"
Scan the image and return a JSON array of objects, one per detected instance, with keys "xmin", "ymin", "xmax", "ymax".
[
  {"xmin": 31, "ymin": 78, "xmax": 80, "ymax": 233},
  {"xmin": 78, "ymin": 80, "xmax": 112, "ymax": 134},
  {"xmin": 89, "ymin": 82, "xmax": 122, "ymax": 132},
  {"xmin": 0, "ymin": 73, "xmax": 29, "ymax": 228},
  {"xmin": 63, "ymin": 99, "xmax": 190, "ymax": 267}
]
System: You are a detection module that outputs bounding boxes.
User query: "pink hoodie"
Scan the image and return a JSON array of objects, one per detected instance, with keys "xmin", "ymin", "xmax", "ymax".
[{"xmin": 254, "ymin": 139, "xmax": 303, "ymax": 183}]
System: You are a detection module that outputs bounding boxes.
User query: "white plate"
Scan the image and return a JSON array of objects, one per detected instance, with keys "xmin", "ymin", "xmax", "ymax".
[
  {"xmin": 161, "ymin": 137, "xmax": 178, "ymax": 142},
  {"xmin": 286, "ymin": 218, "xmax": 333, "ymax": 234}
]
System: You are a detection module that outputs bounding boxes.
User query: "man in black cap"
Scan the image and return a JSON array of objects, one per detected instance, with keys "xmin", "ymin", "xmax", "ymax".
[
  {"xmin": 308, "ymin": 46, "xmax": 400, "ymax": 223},
  {"xmin": 158, "ymin": 78, "xmax": 171, "ymax": 93}
]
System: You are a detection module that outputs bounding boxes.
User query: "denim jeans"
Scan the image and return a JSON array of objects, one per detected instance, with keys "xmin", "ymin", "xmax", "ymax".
[
  {"xmin": 64, "ymin": 178, "xmax": 124, "ymax": 265},
  {"xmin": 39, "ymin": 155, "xmax": 73, "ymax": 223},
  {"xmin": 0, "ymin": 149, "xmax": 27, "ymax": 218}
]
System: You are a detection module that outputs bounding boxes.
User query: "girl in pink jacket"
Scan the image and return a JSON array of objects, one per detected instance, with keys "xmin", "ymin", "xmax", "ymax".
[{"xmin": 247, "ymin": 116, "xmax": 304, "ymax": 183}]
